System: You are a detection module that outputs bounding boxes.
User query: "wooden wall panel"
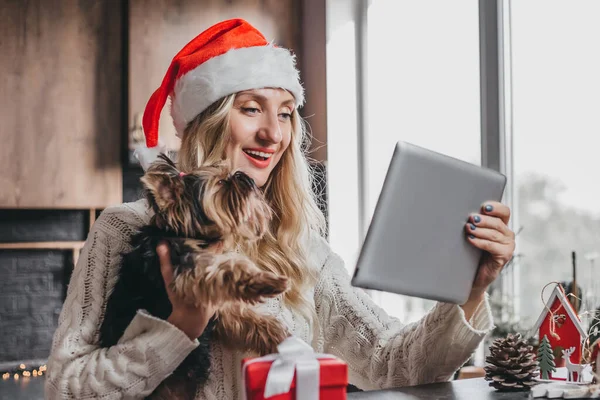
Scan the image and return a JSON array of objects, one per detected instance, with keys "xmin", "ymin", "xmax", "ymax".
[
  {"xmin": 129, "ymin": 0, "xmax": 302, "ymax": 154},
  {"xmin": 300, "ymin": 0, "xmax": 327, "ymax": 162},
  {"xmin": 0, "ymin": 0, "xmax": 123, "ymax": 209}
]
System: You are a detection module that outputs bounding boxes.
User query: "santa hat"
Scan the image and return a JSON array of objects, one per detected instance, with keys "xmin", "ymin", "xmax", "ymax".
[{"xmin": 142, "ymin": 18, "xmax": 305, "ymax": 149}]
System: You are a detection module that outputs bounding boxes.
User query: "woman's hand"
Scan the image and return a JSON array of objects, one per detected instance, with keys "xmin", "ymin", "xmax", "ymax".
[
  {"xmin": 158, "ymin": 242, "xmax": 217, "ymax": 340},
  {"xmin": 461, "ymin": 201, "xmax": 515, "ymax": 316}
]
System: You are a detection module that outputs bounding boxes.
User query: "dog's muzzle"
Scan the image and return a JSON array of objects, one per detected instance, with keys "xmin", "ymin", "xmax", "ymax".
[{"xmin": 232, "ymin": 171, "xmax": 257, "ymax": 192}]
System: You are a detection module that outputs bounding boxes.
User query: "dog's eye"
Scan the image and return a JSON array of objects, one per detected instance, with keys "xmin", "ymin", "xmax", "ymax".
[{"xmin": 218, "ymin": 179, "xmax": 226, "ymax": 185}]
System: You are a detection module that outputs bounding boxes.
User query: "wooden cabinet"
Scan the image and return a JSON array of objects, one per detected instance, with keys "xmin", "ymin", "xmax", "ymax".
[
  {"xmin": 128, "ymin": 0, "xmax": 302, "ymax": 157},
  {"xmin": 0, "ymin": 0, "xmax": 124, "ymax": 209},
  {"xmin": 0, "ymin": 0, "xmax": 323, "ymax": 208}
]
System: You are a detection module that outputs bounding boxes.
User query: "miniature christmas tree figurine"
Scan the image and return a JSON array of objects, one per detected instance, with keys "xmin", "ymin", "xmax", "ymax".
[
  {"xmin": 484, "ymin": 333, "xmax": 539, "ymax": 391},
  {"xmin": 538, "ymin": 334, "xmax": 556, "ymax": 380}
]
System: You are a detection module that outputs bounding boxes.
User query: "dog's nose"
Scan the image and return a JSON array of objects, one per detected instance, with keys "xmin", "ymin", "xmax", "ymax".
[{"xmin": 232, "ymin": 171, "xmax": 256, "ymax": 189}]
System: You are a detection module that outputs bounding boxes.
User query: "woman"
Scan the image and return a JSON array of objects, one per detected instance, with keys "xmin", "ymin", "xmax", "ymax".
[{"xmin": 45, "ymin": 19, "xmax": 515, "ymax": 399}]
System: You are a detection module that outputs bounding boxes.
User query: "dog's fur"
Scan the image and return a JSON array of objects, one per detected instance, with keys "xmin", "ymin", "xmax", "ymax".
[{"xmin": 98, "ymin": 155, "xmax": 290, "ymax": 399}]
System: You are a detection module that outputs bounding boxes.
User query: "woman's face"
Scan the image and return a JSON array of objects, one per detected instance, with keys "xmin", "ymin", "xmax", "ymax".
[{"xmin": 225, "ymin": 88, "xmax": 294, "ymax": 187}]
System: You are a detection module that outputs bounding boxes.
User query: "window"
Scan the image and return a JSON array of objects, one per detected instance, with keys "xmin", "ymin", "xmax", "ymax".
[
  {"xmin": 327, "ymin": 0, "xmax": 481, "ymax": 323},
  {"xmin": 366, "ymin": 0, "xmax": 481, "ymax": 322},
  {"xmin": 326, "ymin": 0, "xmax": 361, "ymax": 271},
  {"xmin": 509, "ymin": 0, "xmax": 600, "ymax": 330},
  {"xmin": 326, "ymin": 0, "xmax": 600, "ymax": 357}
]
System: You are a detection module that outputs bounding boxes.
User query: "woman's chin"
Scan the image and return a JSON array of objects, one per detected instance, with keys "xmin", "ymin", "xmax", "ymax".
[
  {"xmin": 236, "ymin": 167, "xmax": 267, "ymax": 187},
  {"xmin": 253, "ymin": 175, "xmax": 267, "ymax": 188}
]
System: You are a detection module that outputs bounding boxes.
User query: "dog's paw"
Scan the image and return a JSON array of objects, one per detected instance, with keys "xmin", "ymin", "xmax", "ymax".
[
  {"xmin": 205, "ymin": 253, "xmax": 289, "ymax": 303},
  {"xmin": 238, "ymin": 272, "xmax": 289, "ymax": 302}
]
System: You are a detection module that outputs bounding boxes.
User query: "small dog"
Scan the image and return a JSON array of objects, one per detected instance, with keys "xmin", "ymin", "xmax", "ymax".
[{"xmin": 99, "ymin": 154, "xmax": 290, "ymax": 398}]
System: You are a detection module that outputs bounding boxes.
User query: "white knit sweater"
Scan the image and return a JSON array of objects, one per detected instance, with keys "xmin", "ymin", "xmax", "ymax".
[{"xmin": 45, "ymin": 199, "xmax": 494, "ymax": 399}]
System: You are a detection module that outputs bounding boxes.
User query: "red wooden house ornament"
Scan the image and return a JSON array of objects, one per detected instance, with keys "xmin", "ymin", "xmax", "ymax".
[{"xmin": 532, "ymin": 284, "xmax": 586, "ymax": 374}]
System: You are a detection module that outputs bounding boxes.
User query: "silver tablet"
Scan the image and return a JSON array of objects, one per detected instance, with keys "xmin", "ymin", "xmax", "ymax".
[{"xmin": 351, "ymin": 141, "xmax": 507, "ymax": 305}]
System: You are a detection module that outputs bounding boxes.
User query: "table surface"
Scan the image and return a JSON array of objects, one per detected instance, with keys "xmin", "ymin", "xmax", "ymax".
[
  {"xmin": 349, "ymin": 378, "xmax": 532, "ymax": 399},
  {"xmin": 0, "ymin": 377, "xmax": 533, "ymax": 399}
]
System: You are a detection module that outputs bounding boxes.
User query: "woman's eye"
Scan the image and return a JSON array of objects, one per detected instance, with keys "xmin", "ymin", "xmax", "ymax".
[
  {"xmin": 279, "ymin": 113, "xmax": 292, "ymax": 121},
  {"xmin": 242, "ymin": 107, "xmax": 260, "ymax": 114}
]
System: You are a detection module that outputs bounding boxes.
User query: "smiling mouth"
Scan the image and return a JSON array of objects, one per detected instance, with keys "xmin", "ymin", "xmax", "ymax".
[{"xmin": 243, "ymin": 149, "xmax": 273, "ymax": 161}]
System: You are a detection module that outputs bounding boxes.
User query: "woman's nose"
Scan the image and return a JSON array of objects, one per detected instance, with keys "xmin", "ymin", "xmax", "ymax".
[{"xmin": 257, "ymin": 112, "xmax": 282, "ymax": 143}]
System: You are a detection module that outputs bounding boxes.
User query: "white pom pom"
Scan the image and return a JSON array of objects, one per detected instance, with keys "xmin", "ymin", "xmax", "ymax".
[{"xmin": 133, "ymin": 142, "xmax": 167, "ymax": 171}]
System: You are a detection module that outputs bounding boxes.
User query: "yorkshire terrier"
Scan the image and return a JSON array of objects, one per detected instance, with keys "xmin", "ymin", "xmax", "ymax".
[{"xmin": 99, "ymin": 154, "xmax": 290, "ymax": 398}]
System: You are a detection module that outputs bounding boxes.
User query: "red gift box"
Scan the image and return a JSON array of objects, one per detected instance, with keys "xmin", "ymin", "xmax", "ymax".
[{"xmin": 242, "ymin": 355, "xmax": 348, "ymax": 400}]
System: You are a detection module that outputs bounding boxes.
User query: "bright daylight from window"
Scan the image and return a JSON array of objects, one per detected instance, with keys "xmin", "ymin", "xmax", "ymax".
[
  {"xmin": 328, "ymin": 0, "xmax": 481, "ymax": 323},
  {"xmin": 510, "ymin": 0, "xmax": 600, "ymax": 337},
  {"xmin": 327, "ymin": 0, "xmax": 600, "ymax": 351}
]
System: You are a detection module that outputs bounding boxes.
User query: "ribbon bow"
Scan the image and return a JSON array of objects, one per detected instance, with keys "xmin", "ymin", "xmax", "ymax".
[{"xmin": 242, "ymin": 336, "xmax": 335, "ymax": 399}]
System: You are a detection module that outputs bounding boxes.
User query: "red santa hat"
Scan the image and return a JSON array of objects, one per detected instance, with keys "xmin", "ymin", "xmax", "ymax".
[{"xmin": 142, "ymin": 18, "xmax": 305, "ymax": 149}]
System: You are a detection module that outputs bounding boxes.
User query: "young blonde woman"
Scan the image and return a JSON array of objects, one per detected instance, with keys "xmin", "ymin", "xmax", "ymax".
[{"xmin": 45, "ymin": 19, "xmax": 516, "ymax": 399}]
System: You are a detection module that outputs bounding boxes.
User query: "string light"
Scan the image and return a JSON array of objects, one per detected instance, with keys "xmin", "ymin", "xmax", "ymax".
[{"xmin": 0, "ymin": 364, "xmax": 48, "ymax": 381}]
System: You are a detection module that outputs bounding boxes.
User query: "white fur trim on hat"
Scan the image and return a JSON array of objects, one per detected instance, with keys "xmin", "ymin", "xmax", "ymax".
[
  {"xmin": 133, "ymin": 141, "xmax": 167, "ymax": 171},
  {"xmin": 170, "ymin": 45, "xmax": 304, "ymax": 137}
]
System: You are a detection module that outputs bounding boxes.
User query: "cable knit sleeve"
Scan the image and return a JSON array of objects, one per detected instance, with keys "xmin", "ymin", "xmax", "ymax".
[
  {"xmin": 313, "ymin": 239, "xmax": 494, "ymax": 391},
  {"xmin": 45, "ymin": 202, "xmax": 199, "ymax": 400}
]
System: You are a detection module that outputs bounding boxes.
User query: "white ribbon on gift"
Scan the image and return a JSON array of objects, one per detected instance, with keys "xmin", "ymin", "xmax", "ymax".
[{"xmin": 241, "ymin": 336, "xmax": 336, "ymax": 399}]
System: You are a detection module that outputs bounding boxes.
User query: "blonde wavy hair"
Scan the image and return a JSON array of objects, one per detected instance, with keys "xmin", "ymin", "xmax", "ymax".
[{"xmin": 178, "ymin": 93, "xmax": 327, "ymax": 323}]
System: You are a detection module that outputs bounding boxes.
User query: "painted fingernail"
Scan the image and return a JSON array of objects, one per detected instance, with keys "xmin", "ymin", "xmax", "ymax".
[
  {"xmin": 469, "ymin": 224, "xmax": 476, "ymax": 230},
  {"xmin": 485, "ymin": 204, "xmax": 493, "ymax": 212},
  {"xmin": 469, "ymin": 234, "xmax": 475, "ymax": 239},
  {"xmin": 473, "ymin": 215, "xmax": 481, "ymax": 223}
]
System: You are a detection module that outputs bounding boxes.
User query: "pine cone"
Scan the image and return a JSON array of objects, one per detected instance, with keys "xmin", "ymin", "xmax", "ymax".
[{"xmin": 484, "ymin": 333, "xmax": 539, "ymax": 391}]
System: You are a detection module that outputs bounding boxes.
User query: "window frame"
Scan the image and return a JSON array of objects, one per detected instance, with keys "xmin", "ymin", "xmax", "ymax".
[{"xmin": 326, "ymin": 0, "xmax": 517, "ymax": 326}]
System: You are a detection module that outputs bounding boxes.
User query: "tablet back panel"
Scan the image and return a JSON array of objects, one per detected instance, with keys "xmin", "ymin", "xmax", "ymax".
[{"xmin": 351, "ymin": 141, "xmax": 506, "ymax": 304}]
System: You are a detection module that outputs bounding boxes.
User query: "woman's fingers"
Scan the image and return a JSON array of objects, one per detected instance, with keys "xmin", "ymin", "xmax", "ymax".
[
  {"xmin": 468, "ymin": 213, "xmax": 513, "ymax": 239},
  {"xmin": 465, "ymin": 224, "xmax": 508, "ymax": 244},
  {"xmin": 157, "ymin": 242, "xmax": 174, "ymax": 289},
  {"xmin": 479, "ymin": 201, "xmax": 511, "ymax": 225},
  {"xmin": 466, "ymin": 232, "xmax": 510, "ymax": 259},
  {"xmin": 466, "ymin": 219, "xmax": 515, "ymax": 267},
  {"xmin": 157, "ymin": 242, "xmax": 216, "ymax": 339}
]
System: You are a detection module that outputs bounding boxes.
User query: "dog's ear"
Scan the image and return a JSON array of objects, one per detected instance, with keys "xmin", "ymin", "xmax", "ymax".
[
  {"xmin": 140, "ymin": 154, "xmax": 184, "ymax": 212},
  {"xmin": 141, "ymin": 172, "xmax": 185, "ymax": 211}
]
